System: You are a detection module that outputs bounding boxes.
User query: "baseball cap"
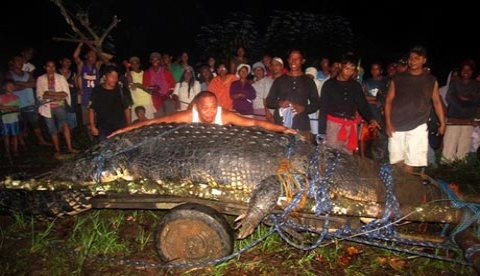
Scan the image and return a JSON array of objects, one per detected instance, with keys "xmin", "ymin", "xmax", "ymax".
[
  {"xmin": 149, "ymin": 52, "xmax": 162, "ymax": 61},
  {"xmin": 272, "ymin": 57, "xmax": 284, "ymax": 66},
  {"xmin": 236, "ymin": 63, "xmax": 251, "ymax": 77},
  {"xmin": 252, "ymin": 61, "xmax": 266, "ymax": 72},
  {"xmin": 129, "ymin": 56, "xmax": 140, "ymax": 64},
  {"xmin": 409, "ymin": 46, "xmax": 427, "ymax": 57},
  {"xmin": 305, "ymin": 67, "xmax": 318, "ymax": 77}
]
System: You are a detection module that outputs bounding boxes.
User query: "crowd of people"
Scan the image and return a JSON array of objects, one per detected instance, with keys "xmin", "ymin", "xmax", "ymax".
[{"xmin": 1, "ymin": 44, "xmax": 480, "ymax": 173}]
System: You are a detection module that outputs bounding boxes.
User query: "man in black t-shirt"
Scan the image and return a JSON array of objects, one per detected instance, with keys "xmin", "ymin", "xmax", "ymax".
[
  {"xmin": 318, "ymin": 54, "xmax": 379, "ymax": 154},
  {"xmin": 384, "ymin": 46, "xmax": 445, "ymax": 173},
  {"xmin": 89, "ymin": 66, "xmax": 131, "ymax": 141}
]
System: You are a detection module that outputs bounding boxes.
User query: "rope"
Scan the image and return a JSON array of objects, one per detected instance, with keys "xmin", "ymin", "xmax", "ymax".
[
  {"xmin": 47, "ymin": 127, "xmax": 480, "ymax": 268},
  {"xmin": 276, "ymin": 159, "xmax": 309, "ymax": 209},
  {"xmin": 359, "ymin": 164, "xmax": 400, "ymax": 237},
  {"xmin": 435, "ymin": 179, "xmax": 480, "ymax": 243}
]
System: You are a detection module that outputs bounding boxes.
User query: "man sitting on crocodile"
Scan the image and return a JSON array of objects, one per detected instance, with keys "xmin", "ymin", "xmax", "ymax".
[{"xmin": 109, "ymin": 91, "xmax": 297, "ymax": 137}]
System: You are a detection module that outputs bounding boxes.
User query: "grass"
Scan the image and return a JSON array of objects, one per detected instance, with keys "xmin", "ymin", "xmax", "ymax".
[
  {"xmin": 29, "ymin": 217, "xmax": 57, "ymax": 253},
  {"xmin": 1, "ymin": 209, "xmax": 476, "ymax": 275},
  {"xmin": 136, "ymin": 226, "xmax": 152, "ymax": 251},
  {"xmin": 69, "ymin": 210, "xmax": 129, "ymax": 256}
]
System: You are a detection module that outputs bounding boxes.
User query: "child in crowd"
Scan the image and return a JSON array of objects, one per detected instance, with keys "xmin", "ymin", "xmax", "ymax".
[
  {"xmin": 0, "ymin": 79, "xmax": 21, "ymax": 157},
  {"xmin": 132, "ymin": 105, "xmax": 148, "ymax": 124}
]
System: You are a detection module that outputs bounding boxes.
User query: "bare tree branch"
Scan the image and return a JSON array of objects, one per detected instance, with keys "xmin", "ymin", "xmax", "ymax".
[
  {"xmin": 52, "ymin": 37, "xmax": 84, "ymax": 43},
  {"xmin": 50, "ymin": 0, "xmax": 119, "ymax": 62},
  {"xmin": 77, "ymin": 12, "xmax": 100, "ymax": 43},
  {"xmin": 50, "ymin": 0, "xmax": 89, "ymax": 42},
  {"xmin": 99, "ymin": 15, "xmax": 121, "ymax": 46}
]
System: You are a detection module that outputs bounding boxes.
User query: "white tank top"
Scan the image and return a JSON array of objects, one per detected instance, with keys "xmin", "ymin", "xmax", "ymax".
[{"xmin": 192, "ymin": 106, "xmax": 223, "ymax": 125}]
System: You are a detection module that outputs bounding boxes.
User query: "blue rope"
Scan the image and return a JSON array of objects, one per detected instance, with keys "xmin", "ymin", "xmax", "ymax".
[
  {"xmin": 91, "ymin": 130, "xmax": 479, "ymax": 267},
  {"xmin": 268, "ymin": 144, "xmax": 472, "ymax": 264},
  {"xmin": 359, "ymin": 164, "xmax": 400, "ymax": 237},
  {"xmin": 465, "ymin": 244, "xmax": 480, "ymax": 263},
  {"xmin": 309, "ymin": 145, "xmax": 338, "ymax": 215},
  {"xmin": 436, "ymin": 179, "xmax": 480, "ymax": 243}
]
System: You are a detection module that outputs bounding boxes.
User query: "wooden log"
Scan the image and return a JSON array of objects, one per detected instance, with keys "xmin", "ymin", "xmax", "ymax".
[{"xmin": 91, "ymin": 193, "xmax": 465, "ymax": 224}]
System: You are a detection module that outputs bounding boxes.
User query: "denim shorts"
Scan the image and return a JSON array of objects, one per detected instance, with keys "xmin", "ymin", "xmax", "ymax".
[
  {"xmin": 44, "ymin": 106, "xmax": 68, "ymax": 134},
  {"xmin": 2, "ymin": 121, "xmax": 20, "ymax": 136}
]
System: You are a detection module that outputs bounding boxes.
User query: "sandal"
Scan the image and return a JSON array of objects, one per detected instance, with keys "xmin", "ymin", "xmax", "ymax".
[{"xmin": 68, "ymin": 148, "xmax": 79, "ymax": 154}]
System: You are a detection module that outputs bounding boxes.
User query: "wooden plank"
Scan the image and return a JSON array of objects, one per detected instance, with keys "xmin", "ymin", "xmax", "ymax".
[{"xmin": 91, "ymin": 194, "xmax": 249, "ymax": 216}]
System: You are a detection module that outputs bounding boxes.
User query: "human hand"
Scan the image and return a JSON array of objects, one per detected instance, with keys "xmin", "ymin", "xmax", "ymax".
[
  {"xmin": 107, "ymin": 126, "xmax": 131, "ymax": 138},
  {"xmin": 291, "ymin": 103, "xmax": 305, "ymax": 114},
  {"xmin": 90, "ymin": 126, "xmax": 99, "ymax": 136},
  {"xmin": 368, "ymin": 119, "xmax": 380, "ymax": 130},
  {"xmin": 59, "ymin": 91, "xmax": 68, "ymax": 99},
  {"xmin": 278, "ymin": 100, "xmax": 291, "ymax": 108},
  {"xmin": 385, "ymin": 123, "xmax": 394, "ymax": 137},
  {"xmin": 283, "ymin": 127, "xmax": 297, "ymax": 135},
  {"xmin": 233, "ymin": 93, "xmax": 246, "ymax": 100},
  {"xmin": 438, "ymin": 123, "xmax": 446, "ymax": 136}
]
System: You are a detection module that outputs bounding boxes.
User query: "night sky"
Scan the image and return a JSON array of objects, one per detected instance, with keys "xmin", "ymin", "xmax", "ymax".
[{"xmin": 1, "ymin": 0, "xmax": 477, "ymax": 84}]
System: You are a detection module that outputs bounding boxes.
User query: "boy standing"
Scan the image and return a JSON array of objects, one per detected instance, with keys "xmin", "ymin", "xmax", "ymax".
[{"xmin": 0, "ymin": 79, "xmax": 21, "ymax": 157}]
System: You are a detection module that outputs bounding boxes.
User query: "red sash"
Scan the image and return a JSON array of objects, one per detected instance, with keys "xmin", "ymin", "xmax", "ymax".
[{"xmin": 327, "ymin": 115, "xmax": 361, "ymax": 152}]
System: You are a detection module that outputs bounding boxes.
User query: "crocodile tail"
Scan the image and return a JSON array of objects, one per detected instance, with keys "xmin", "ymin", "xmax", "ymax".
[{"xmin": 0, "ymin": 189, "xmax": 93, "ymax": 220}]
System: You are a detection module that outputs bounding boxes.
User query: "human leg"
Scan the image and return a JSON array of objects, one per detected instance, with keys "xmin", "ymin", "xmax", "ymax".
[
  {"xmin": 24, "ymin": 111, "xmax": 50, "ymax": 146},
  {"xmin": 44, "ymin": 115, "xmax": 61, "ymax": 155},
  {"xmin": 3, "ymin": 135, "xmax": 10, "ymax": 156},
  {"xmin": 441, "ymin": 125, "xmax": 458, "ymax": 162},
  {"xmin": 62, "ymin": 123, "xmax": 78, "ymax": 153},
  {"xmin": 11, "ymin": 135, "xmax": 18, "ymax": 156},
  {"xmin": 456, "ymin": 125, "xmax": 474, "ymax": 160},
  {"xmin": 54, "ymin": 106, "xmax": 78, "ymax": 153},
  {"xmin": 10, "ymin": 122, "xmax": 20, "ymax": 156}
]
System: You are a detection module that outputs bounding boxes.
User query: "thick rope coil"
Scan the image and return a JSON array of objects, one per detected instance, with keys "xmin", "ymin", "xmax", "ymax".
[{"xmin": 276, "ymin": 159, "xmax": 309, "ymax": 209}]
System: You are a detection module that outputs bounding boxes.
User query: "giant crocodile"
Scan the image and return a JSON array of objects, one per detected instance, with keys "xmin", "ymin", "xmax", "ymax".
[{"xmin": 0, "ymin": 123, "xmax": 473, "ymax": 241}]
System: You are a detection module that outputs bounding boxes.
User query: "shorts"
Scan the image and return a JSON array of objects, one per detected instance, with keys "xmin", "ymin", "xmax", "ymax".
[
  {"xmin": 2, "ymin": 121, "xmax": 20, "ymax": 136},
  {"xmin": 66, "ymin": 112, "xmax": 77, "ymax": 130},
  {"xmin": 388, "ymin": 123, "xmax": 428, "ymax": 167},
  {"xmin": 44, "ymin": 106, "xmax": 68, "ymax": 135}
]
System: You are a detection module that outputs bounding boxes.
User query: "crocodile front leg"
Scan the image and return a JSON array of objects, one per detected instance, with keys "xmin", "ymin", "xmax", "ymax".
[{"xmin": 236, "ymin": 175, "xmax": 281, "ymax": 239}]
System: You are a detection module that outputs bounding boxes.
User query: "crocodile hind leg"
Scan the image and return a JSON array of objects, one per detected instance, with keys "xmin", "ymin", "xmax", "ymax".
[{"xmin": 236, "ymin": 175, "xmax": 281, "ymax": 239}]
